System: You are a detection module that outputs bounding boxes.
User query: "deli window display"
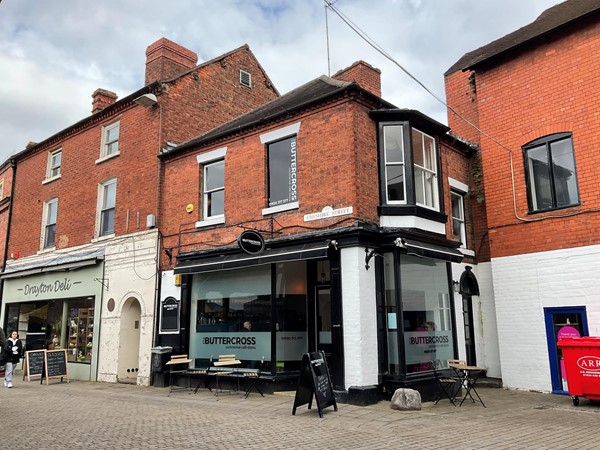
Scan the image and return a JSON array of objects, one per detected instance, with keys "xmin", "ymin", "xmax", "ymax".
[{"xmin": 67, "ymin": 301, "xmax": 95, "ymax": 363}]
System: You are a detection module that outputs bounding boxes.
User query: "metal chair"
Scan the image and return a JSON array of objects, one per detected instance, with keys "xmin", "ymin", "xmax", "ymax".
[
  {"xmin": 243, "ymin": 357, "xmax": 265, "ymax": 399},
  {"xmin": 432, "ymin": 360, "xmax": 460, "ymax": 406}
]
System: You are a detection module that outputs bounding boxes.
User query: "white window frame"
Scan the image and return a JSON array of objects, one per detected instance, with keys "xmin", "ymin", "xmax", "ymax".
[
  {"xmin": 97, "ymin": 121, "xmax": 120, "ymax": 163},
  {"xmin": 0, "ymin": 179, "xmax": 4, "ymax": 200},
  {"xmin": 196, "ymin": 147, "xmax": 227, "ymax": 228},
  {"xmin": 96, "ymin": 178, "xmax": 117, "ymax": 238},
  {"xmin": 412, "ymin": 128, "xmax": 439, "ymax": 210},
  {"xmin": 383, "ymin": 125, "xmax": 406, "ymax": 204},
  {"xmin": 448, "ymin": 177, "xmax": 474, "ymax": 256},
  {"xmin": 41, "ymin": 198, "xmax": 58, "ymax": 250},
  {"xmin": 43, "ymin": 148, "xmax": 62, "ymax": 184},
  {"xmin": 260, "ymin": 122, "xmax": 301, "ymax": 216},
  {"xmin": 451, "ymin": 191, "xmax": 466, "ymax": 246}
]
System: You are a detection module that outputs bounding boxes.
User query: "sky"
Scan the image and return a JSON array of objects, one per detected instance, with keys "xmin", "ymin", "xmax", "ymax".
[{"xmin": 0, "ymin": 0, "xmax": 561, "ymax": 164}]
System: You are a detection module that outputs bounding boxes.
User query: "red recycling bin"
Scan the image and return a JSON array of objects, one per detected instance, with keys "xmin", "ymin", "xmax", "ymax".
[{"xmin": 557, "ymin": 337, "xmax": 600, "ymax": 406}]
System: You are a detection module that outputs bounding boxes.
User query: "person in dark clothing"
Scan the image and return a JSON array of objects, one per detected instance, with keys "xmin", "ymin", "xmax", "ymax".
[{"xmin": 3, "ymin": 331, "xmax": 23, "ymax": 388}]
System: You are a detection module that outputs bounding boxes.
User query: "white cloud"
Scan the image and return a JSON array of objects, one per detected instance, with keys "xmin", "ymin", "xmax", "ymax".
[{"xmin": 0, "ymin": 0, "xmax": 560, "ymax": 162}]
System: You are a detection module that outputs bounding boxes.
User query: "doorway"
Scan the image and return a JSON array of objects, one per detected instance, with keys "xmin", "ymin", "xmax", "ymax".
[
  {"xmin": 462, "ymin": 295, "xmax": 477, "ymax": 366},
  {"xmin": 544, "ymin": 306, "xmax": 588, "ymax": 393},
  {"xmin": 117, "ymin": 297, "xmax": 142, "ymax": 383}
]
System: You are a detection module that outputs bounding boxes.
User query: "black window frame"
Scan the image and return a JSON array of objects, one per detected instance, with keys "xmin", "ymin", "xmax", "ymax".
[
  {"xmin": 376, "ymin": 120, "xmax": 446, "ymax": 222},
  {"xmin": 523, "ymin": 132, "xmax": 580, "ymax": 213},
  {"xmin": 267, "ymin": 135, "xmax": 298, "ymax": 209}
]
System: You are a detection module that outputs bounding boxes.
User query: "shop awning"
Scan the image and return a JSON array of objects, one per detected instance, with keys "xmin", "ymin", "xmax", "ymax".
[
  {"xmin": 174, "ymin": 241, "xmax": 331, "ymax": 275},
  {"xmin": 395, "ymin": 237, "xmax": 463, "ymax": 263},
  {"xmin": 1, "ymin": 249, "xmax": 104, "ymax": 279}
]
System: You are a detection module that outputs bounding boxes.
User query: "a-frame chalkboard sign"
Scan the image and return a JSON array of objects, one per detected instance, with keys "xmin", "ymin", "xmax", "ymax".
[
  {"xmin": 292, "ymin": 351, "xmax": 338, "ymax": 418},
  {"xmin": 23, "ymin": 350, "xmax": 46, "ymax": 381},
  {"xmin": 41, "ymin": 349, "xmax": 69, "ymax": 385}
]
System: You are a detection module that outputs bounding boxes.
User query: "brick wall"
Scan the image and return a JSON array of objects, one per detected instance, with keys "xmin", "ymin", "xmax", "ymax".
[
  {"xmin": 445, "ymin": 19, "xmax": 600, "ymax": 258},
  {"xmin": 7, "ymin": 43, "xmax": 278, "ymax": 259}
]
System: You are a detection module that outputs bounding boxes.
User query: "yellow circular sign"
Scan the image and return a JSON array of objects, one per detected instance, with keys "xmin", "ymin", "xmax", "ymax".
[{"xmin": 186, "ymin": 204, "xmax": 194, "ymax": 213}]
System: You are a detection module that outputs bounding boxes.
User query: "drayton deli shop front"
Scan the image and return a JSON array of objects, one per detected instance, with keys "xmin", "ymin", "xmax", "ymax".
[{"xmin": 1, "ymin": 257, "xmax": 104, "ymax": 381}]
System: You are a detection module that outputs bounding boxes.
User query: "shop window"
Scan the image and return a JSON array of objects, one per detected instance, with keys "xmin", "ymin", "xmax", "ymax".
[
  {"xmin": 523, "ymin": 132, "xmax": 579, "ymax": 212},
  {"xmin": 190, "ymin": 265, "xmax": 272, "ymax": 369},
  {"xmin": 41, "ymin": 198, "xmax": 58, "ymax": 249},
  {"xmin": 5, "ymin": 298, "xmax": 94, "ymax": 363},
  {"xmin": 400, "ymin": 254, "xmax": 454, "ymax": 375},
  {"xmin": 274, "ymin": 261, "xmax": 308, "ymax": 372}
]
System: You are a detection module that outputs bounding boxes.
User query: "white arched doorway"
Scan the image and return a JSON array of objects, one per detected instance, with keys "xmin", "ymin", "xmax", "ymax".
[{"xmin": 117, "ymin": 297, "xmax": 142, "ymax": 383}]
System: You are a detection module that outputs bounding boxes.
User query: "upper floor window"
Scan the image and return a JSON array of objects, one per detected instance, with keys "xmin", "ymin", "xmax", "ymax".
[
  {"xmin": 451, "ymin": 191, "xmax": 466, "ymax": 246},
  {"xmin": 42, "ymin": 198, "xmax": 58, "ymax": 249},
  {"xmin": 203, "ymin": 160, "xmax": 224, "ymax": 219},
  {"xmin": 0, "ymin": 179, "xmax": 4, "ymax": 200},
  {"xmin": 412, "ymin": 129, "xmax": 438, "ymax": 209},
  {"xmin": 260, "ymin": 122, "xmax": 301, "ymax": 215},
  {"xmin": 196, "ymin": 147, "xmax": 227, "ymax": 227},
  {"xmin": 523, "ymin": 133, "xmax": 579, "ymax": 213},
  {"xmin": 45, "ymin": 148, "xmax": 62, "ymax": 181},
  {"xmin": 100, "ymin": 122, "xmax": 120, "ymax": 159},
  {"xmin": 99, "ymin": 178, "xmax": 116, "ymax": 236},
  {"xmin": 383, "ymin": 125, "xmax": 405, "ymax": 203},
  {"xmin": 379, "ymin": 122, "xmax": 440, "ymax": 212}
]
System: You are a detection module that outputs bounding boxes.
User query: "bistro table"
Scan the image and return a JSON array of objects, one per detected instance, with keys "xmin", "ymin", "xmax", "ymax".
[{"xmin": 448, "ymin": 362, "xmax": 487, "ymax": 407}]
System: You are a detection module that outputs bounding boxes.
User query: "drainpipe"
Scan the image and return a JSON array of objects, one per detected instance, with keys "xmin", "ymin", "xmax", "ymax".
[{"xmin": 0, "ymin": 158, "xmax": 17, "ymax": 325}]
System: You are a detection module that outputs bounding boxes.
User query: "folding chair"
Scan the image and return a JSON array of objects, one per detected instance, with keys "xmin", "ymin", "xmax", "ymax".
[
  {"xmin": 165, "ymin": 354, "xmax": 192, "ymax": 396},
  {"xmin": 243, "ymin": 357, "xmax": 265, "ymax": 399},
  {"xmin": 431, "ymin": 360, "xmax": 460, "ymax": 406}
]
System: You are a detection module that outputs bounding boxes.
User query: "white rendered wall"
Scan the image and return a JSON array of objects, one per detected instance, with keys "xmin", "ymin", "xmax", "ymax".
[
  {"xmin": 492, "ymin": 244, "xmax": 600, "ymax": 392},
  {"xmin": 96, "ymin": 230, "xmax": 159, "ymax": 385},
  {"xmin": 341, "ymin": 246, "xmax": 379, "ymax": 390},
  {"xmin": 451, "ymin": 262, "xmax": 500, "ymax": 378}
]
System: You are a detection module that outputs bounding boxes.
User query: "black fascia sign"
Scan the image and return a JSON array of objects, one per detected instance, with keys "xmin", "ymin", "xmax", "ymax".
[{"xmin": 237, "ymin": 230, "xmax": 265, "ymax": 255}]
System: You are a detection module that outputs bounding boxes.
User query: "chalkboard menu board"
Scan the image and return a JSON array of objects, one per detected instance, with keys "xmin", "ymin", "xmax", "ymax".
[
  {"xmin": 42, "ymin": 350, "xmax": 69, "ymax": 385},
  {"xmin": 292, "ymin": 352, "xmax": 337, "ymax": 418},
  {"xmin": 24, "ymin": 350, "xmax": 45, "ymax": 381},
  {"xmin": 159, "ymin": 297, "xmax": 180, "ymax": 334}
]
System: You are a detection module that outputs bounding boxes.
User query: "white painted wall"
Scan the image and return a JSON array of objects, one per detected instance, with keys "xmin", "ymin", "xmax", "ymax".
[
  {"xmin": 96, "ymin": 230, "xmax": 159, "ymax": 385},
  {"xmin": 492, "ymin": 244, "xmax": 600, "ymax": 392},
  {"xmin": 341, "ymin": 246, "xmax": 379, "ymax": 390}
]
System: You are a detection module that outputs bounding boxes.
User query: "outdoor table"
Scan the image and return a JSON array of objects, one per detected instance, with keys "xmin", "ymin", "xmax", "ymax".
[{"xmin": 448, "ymin": 362, "xmax": 487, "ymax": 407}]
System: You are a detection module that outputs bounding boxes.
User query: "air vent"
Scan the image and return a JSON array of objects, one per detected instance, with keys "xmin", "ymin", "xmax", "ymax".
[{"xmin": 240, "ymin": 70, "xmax": 252, "ymax": 88}]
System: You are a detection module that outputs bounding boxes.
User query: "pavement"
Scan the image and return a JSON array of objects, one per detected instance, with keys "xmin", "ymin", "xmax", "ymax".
[{"xmin": 2, "ymin": 370, "xmax": 599, "ymax": 449}]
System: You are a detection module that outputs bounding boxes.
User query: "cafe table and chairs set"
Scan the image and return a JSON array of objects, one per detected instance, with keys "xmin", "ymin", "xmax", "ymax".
[{"xmin": 433, "ymin": 359, "xmax": 487, "ymax": 407}]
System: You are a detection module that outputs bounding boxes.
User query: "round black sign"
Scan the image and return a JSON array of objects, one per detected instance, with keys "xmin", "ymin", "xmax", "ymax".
[{"xmin": 238, "ymin": 230, "xmax": 265, "ymax": 255}]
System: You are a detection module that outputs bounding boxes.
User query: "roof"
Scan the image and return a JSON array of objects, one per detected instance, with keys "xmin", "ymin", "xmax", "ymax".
[
  {"xmin": 446, "ymin": 0, "xmax": 600, "ymax": 75},
  {"xmin": 7, "ymin": 45, "xmax": 274, "ymax": 165},
  {"xmin": 163, "ymin": 75, "xmax": 395, "ymax": 156}
]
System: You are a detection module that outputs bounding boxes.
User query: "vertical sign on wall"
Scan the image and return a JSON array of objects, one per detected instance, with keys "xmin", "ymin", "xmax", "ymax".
[{"xmin": 160, "ymin": 296, "xmax": 180, "ymax": 334}]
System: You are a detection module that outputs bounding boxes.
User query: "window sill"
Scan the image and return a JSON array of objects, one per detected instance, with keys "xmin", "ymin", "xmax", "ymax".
[
  {"xmin": 37, "ymin": 246, "xmax": 56, "ymax": 255},
  {"xmin": 95, "ymin": 152, "xmax": 120, "ymax": 165},
  {"xmin": 91, "ymin": 233, "xmax": 116, "ymax": 243},
  {"xmin": 262, "ymin": 201, "xmax": 299, "ymax": 216},
  {"xmin": 460, "ymin": 248, "xmax": 475, "ymax": 257},
  {"xmin": 195, "ymin": 216, "xmax": 225, "ymax": 228},
  {"xmin": 42, "ymin": 175, "xmax": 61, "ymax": 185}
]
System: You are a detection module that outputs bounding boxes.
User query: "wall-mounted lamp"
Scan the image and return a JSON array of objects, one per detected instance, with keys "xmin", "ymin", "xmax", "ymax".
[
  {"xmin": 133, "ymin": 93, "xmax": 158, "ymax": 108},
  {"xmin": 365, "ymin": 248, "xmax": 382, "ymax": 270},
  {"xmin": 452, "ymin": 280, "xmax": 461, "ymax": 293}
]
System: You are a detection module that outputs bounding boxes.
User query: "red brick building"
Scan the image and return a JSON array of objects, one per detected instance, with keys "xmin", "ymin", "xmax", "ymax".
[
  {"xmin": 156, "ymin": 61, "xmax": 486, "ymax": 402},
  {"xmin": 0, "ymin": 38, "xmax": 278, "ymax": 385},
  {"xmin": 445, "ymin": 0, "xmax": 600, "ymax": 395}
]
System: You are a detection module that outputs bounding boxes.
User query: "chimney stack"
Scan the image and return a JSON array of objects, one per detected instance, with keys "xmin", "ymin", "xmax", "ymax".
[
  {"xmin": 145, "ymin": 38, "xmax": 198, "ymax": 85},
  {"xmin": 332, "ymin": 61, "xmax": 381, "ymax": 98},
  {"xmin": 92, "ymin": 89, "xmax": 118, "ymax": 114}
]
